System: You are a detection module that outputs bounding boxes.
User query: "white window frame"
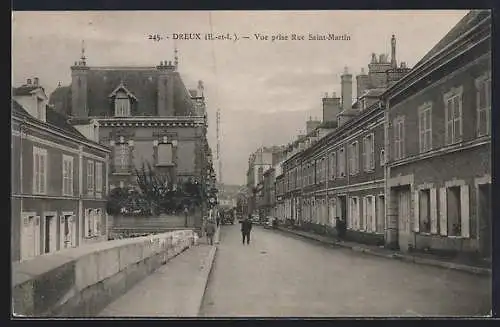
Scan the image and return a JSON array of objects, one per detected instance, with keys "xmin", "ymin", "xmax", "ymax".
[
  {"xmin": 32, "ymin": 147, "xmax": 48, "ymax": 195},
  {"xmin": 330, "ymin": 152, "xmax": 336, "ymax": 180},
  {"xmin": 20, "ymin": 212, "xmax": 40, "ymax": 260},
  {"xmin": 338, "ymin": 147, "xmax": 346, "ymax": 178},
  {"xmin": 114, "ymin": 92, "xmax": 131, "ymax": 117},
  {"xmin": 475, "ymin": 72, "xmax": 491, "ymax": 137},
  {"xmin": 393, "ymin": 116, "xmax": 405, "ymax": 160},
  {"xmin": 380, "ymin": 149, "xmax": 385, "ymax": 166},
  {"xmin": 418, "ymin": 103, "xmax": 433, "ymax": 153},
  {"xmin": 114, "ymin": 143, "xmax": 130, "ymax": 170},
  {"xmin": 95, "ymin": 162, "xmax": 103, "ymax": 198},
  {"xmin": 87, "ymin": 160, "xmax": 95, "ymax": 196},
  {"xmin": 349, "ymin": 141, "xmax": 359, "ymax": 175},
  {"xmin": 62, "ymin": 154, "xmax": 74, "ymax": 196},
  {"xmin": 443, "ymin": 86, "xmax": 463, "ymax": 145},
  {"xmin": 349, "ymin": 196, "xmax": 360, "ymax": 230},
  {"xmin": 363, "ymin": 133, "xmax": 375, "ymax": 171}
]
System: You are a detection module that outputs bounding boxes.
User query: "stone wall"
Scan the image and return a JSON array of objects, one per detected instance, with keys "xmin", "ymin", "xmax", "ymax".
[
  {"xmin": 12, "ymin": 230, "xmax": 195, "ymax": 317},
  {"xmin": 108, "ymin": 213, "xmax": 202, "ymax": 237}
]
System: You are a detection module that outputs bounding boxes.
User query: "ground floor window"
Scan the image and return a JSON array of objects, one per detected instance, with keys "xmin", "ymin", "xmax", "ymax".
[
  {"xmin": 419, "ymin": 189, "xmax": 431, "ymax": 233},
  {"xmin": 376, "ymin": 195, "xmax": 385, "ymax": 233},
  {"xmin": 447, "ymin": 186, "xmax": 462, "ymax": 236},
  {"xmin": 363, "ymin": 196, "xmax": 376, "ymax": 232},
  {"xmin": 349, "ymin": 197, "xmax": 360, "ymax": 230},
  {"xmin": 85, "ymin": 209, "xmax": 101, "ymax": 238},
  {"xmin": 60, "ymin": 213, "xmax": 76, "ymax": 249}
]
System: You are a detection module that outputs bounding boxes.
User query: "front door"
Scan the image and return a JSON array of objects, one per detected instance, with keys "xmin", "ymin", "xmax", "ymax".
[
  {"xmin": 44, "ymin": 215, "xmax": 57, "ymax": 254},
  {"xmin": 398, "ymin": 188, "xmax": 411, "ymax": 252},
  {"xmin": 478, "ymin": 183, "xmax": 491, "ymax": 258}
]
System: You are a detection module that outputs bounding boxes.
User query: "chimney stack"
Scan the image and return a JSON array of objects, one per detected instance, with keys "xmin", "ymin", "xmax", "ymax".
[
  {"xmin": 322, "ymin": 92, "xmax": 341, "ymax": 123},
  {"xmin": 341, "ymin": 66, "xmax": 353, "ymax": 111},
  {"xmin": 26, "ymin": 78, "xmax": 32, "ymax": 85},
  {"xmin": 33, "ymin": 77, "xmax": 39, "ymax": 86},
  {"xmin": 356, "ymin": 68, "xmax": 369, "ymax": 100},
  {"xmin": 391, "ymin": 34, "xmax": 397, "ymax": 68}
]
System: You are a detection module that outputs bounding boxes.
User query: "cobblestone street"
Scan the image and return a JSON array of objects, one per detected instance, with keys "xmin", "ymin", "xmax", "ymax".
[{"xmin": 200, "ymin": 225, "xmax": 491, "ymax": 317}]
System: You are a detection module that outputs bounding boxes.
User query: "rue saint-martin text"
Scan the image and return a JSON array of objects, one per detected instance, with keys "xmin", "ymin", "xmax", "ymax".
[{"xmin": 148, "ymin": 33, "xmax": 351, "ymax": 43}]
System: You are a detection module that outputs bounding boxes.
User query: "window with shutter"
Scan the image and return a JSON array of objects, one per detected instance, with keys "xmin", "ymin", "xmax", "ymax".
[
  {"xmin": 476, "ymin": 74, "xmax": 491, "ymax": 136},
  {"xmin": 87, "ymin": 160, "xmax": 95, "ymax": 196},
  {"xmin": 430, "ymin": 188, "xmax": 438, "ymax": 234},
  {"xmin": 444, "ymin": 88, "xmax": 463, "ymax": 145},
  {"xmin": 95, "ymin": 162, "xmax": 103, "ymax": 197},
  {"xmin": 33, "ymin": 147, "xmax": 47, "ymax": 194}
]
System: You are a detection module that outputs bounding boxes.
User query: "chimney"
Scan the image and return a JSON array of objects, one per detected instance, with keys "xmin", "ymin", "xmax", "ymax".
[
  {"xmin": 306, "ymin": 119, "xmax": 321, "ymax": 135},
  {"xmin": 26, "ymin": 78, "xmax": 32, "ymax": 85},
  {"xmin": 391, "ymin": 34, "xmax": 397, "ymax": 68},
  {"xmin": 322, "ymin": 92, "xmax": 341, "ymax": 123},
  {"xmin": 341, "ymin": 66, "xmax": 353, "ymax": 111},
  {"xmin": 356, "ymin": 68, "xmax": 369, "ymax": 100},
  {"xmin": 33, "ymin": 77, "xmax": 39, "ymax": 86}
]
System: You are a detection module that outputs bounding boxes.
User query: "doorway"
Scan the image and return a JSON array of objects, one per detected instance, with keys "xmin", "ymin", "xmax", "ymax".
[
  {"xmin": 337, "ymin": 196, "xmax": 347, "ymax": 223},
  {"xmin": 478, "ymin": 183, "xmax": 491, "ymax": 258},
  {"xmin": 44, "ymin": 214, "xmax": 57, "ymax": 254},
  {"xmin": 21, "ymin": 213, "xmax": 40, "ymax": 260},
  {"xmin": 377, "ymin": 195, "xmax": 385, "ymax": 233},
  {"xmin": 397, "ymin": 186, "xmax": 411, "ymax": 252}
]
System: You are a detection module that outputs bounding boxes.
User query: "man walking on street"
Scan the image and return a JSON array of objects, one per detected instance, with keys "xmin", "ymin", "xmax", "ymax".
[
  {"xmin": 335, "ymin": 217, "xmax": 346, "ymax": 242},
  {"xmin": 241, "ymin": 215, "xmax": 253, "ymax": 245},
  {"xmin": 206, "ymin": 219, "xmax": 216, "ymax": 245}
]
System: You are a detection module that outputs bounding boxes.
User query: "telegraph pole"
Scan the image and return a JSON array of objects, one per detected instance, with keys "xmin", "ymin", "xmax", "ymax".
[{"xmin": 216, "ymin": 108, "xmax": 222, "ymax": 185}]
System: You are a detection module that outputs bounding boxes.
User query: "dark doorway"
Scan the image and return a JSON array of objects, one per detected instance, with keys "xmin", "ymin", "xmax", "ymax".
[
  {"xmin": 478, "ymin": 183, "xmax": 491, "ymax": 258},
  {"xmin": 44, "ymin": 215, "xmax": 54, "ymax": 254},
  {"xmin": 338, "ymin": 196, "xmax": 347, "ymax": 221}
]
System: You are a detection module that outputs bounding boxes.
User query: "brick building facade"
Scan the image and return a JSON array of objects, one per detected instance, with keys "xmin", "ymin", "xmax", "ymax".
[
  {"xmin": 12, "ymin": 80, "xmax": 110, "ymax": 262},
  {"xmin": 49, "ymin": 51, "xmax": 211, "ymax": 218},
  {"xmin": 382, "ymin": 10, "xmax": 491, "ymax": 258}
]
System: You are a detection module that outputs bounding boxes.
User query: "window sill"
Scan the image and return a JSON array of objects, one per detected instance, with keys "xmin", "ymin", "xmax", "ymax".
[
  {"xmin": 112, "ymin": 172, "xmax": 132, "ymax": 176},
  {"xmin": 446, "ymin": 235, "xmax": 469, "ymax": 239},
  {"xmin": 155, "ymin": 163, "xmax": 175, "ymax": 167}
]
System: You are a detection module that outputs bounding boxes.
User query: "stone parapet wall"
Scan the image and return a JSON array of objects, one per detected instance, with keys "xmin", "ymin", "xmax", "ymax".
[{"xmin": 12, "ymin": 230, "xmax": 195, "ymax": 317}]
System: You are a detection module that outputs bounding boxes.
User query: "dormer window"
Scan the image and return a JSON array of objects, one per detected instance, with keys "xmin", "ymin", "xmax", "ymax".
[
  {"xmin": 109, "ymin": 82, "xmax": 137, "ymax": 118},
  {"xmin": 115, "ymin": 91, "xmax": 131, "ymax": 117}
]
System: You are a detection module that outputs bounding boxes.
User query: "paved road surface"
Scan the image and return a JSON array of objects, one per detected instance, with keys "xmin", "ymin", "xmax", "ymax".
[{"xmin": 200, "ymin": 224, "xmax": 491, "ymax": 317}]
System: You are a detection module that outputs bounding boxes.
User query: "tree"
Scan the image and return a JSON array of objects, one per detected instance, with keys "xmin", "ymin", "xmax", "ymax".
[{"xmin": 135, "ymin": 161, "xmax": 171, "ymax": 215}]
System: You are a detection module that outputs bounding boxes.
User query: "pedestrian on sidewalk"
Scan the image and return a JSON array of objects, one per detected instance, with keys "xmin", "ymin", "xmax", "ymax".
[
  {"xmin": 241, "ymin": 215, "xmax": 253, "ymax": 245},
  {"xmin": 216, "ymin": 211, "xmax": 221, "ymax": 227},
  {"xmin": 335, "ymin": 217, "xmax": 346, "ymax": 242},
  {"xmin": 206, "ymin": 219, "xmax": 216, "ymax": 245}
]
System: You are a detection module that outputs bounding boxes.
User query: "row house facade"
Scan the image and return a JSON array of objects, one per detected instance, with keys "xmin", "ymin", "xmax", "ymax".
[
  {"xmin": 270, "ymin": 10, "xmax": 491, "ymax": 260},
  {"xmin": 49, "ymin": 51, "xmax": 210, "ymax": 198},
  {"xmin": 11, "ymin": 80, "xmax": 110, "ymax": 262},
  {"xmin": 277, "ymin": 32, "xmax": 409, "ymax": 244},
  {"xmin": 382, "ymin": 10, "xmax": 491, "ymax": 258}
]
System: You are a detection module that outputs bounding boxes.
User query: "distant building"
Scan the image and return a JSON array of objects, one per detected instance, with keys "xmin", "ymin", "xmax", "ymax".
[
  {"xmin": 281, "ymin": 34, "xmax": 410, "ymax": 242},
  {"xmin": 11, "ymin": 78, "xmax": 110, "ymax": 262}
]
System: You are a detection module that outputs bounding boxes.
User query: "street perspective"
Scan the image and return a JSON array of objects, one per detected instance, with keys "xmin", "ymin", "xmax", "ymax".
[{"xmin": 11, "ymin": 9, "xmax": 492, "ymax": 319}]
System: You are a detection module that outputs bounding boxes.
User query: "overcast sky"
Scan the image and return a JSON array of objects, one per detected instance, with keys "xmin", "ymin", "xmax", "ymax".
[{"xmin": 12, "ymin": 10, "xmax": 468, "ymax": 186}]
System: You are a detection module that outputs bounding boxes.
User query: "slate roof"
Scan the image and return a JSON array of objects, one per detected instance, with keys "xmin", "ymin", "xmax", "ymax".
[
  {"xmin": 86, "ymin": 68, "xmax": 159, "ymax": 116},
  {"xmin": 12, "ymin": 99, "xmax": 104, "ymax": 146},
  {"xmin": 12, "ymin": 85, "xmax": 44, "ymax": 96},
  {"xmin": 413, "ymin": 10, "xmax": 491, "ymax": 69}
]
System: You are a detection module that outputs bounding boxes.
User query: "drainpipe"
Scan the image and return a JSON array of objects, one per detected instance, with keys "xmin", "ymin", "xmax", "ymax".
[
  {"xmin": 382, "ymin": 99, "xmax": 391, "ymax": 248},
  {"xmin": 78, "ymin": 145, "xmax": 84, "ymax": 246}
]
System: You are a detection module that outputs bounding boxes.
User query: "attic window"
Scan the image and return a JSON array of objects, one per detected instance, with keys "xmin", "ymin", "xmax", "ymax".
[{"xmin": 114, "ymin": 91, "xmax": 131, "ymax": 117}]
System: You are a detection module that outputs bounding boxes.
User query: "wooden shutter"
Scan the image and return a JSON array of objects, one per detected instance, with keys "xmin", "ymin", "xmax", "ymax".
[
  {"xmin": 370, "ymin": 135, "xmax": 375, "ymax": 170},
  {"xmin": 439, "ymin": 188, "xmax": 447, "ymax": 236},
  {"xmin": 430, "ymin": 188, "xmax": 438, "ymax": 234},
  {"xmin": 413, "ymin": 190, "xmax": 420, "ymax": 232},
  {"xmin": 460, "ymin": 185, "xmax": 470, "ymax": 238},
  {"xmin": 371, "ymin": 197, "xmax": 376, "ymax": 232},
  {"xmin": 362, "ymin": 138, "xmax": 367, "ymax": 171}
]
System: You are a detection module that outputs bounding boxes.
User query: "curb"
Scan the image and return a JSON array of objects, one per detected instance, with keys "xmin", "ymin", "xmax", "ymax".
[
  {"xmin": 277, "ymin": 227, "xmax": 491, "ymax": 277},
  {"xmin": 191, "ymin": 245, "xmax": 218, "ymax": 317}
]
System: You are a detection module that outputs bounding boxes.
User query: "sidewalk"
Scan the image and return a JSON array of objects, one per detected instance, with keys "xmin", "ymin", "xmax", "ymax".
[
  {"xmin": 99, "ymin": 243, "xmax": 217, "ymax": 317},
  {"xmin": 276, "ymin": 226, "xmax": 491, "ymax": 276}
]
